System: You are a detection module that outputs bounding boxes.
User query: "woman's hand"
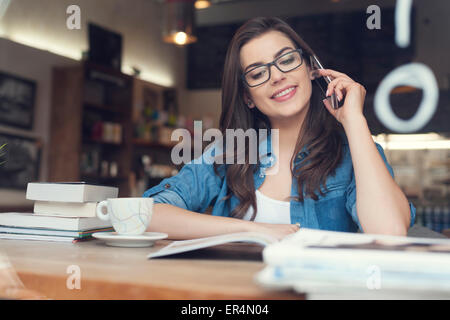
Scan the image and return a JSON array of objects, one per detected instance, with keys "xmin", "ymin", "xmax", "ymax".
[
  {"xmin": 249, "ymin": 222, "xmax": 300, "ymax": 241},
  {"xmin": 315, "ymin": 69, "xmax": 367, "ymax": 126}
]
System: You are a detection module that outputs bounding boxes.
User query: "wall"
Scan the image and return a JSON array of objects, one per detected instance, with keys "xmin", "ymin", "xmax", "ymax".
[
  {"xmin": 0, "ymin": 0, "xmax": 185, "ymax": 207},
  {"xmin": 0, "ymin": 38, "xmax": 76, "ymax": 206},
  {"xmin": 414, "ymin": 0, "xmax": 450, "ymax": 90},
  {"xmin": 0, "ymin": 0, "xmax": 185, "ymax": 87},
  {"xmin": 184, "ymin": 0, "xmax": 450, "ymax": 124}
]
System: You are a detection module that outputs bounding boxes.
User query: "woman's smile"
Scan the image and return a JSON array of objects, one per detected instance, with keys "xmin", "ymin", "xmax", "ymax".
[{"xmin": 270, "ymin": 85, "xmax": 297, "ymax": 102}]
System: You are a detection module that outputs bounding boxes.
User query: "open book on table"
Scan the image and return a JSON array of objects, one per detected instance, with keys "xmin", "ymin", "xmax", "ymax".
[
  {"xmin": 148, "ymin": 227, "xmax": 450, "ymax": 264},
  {"xmin": 148, "ymin": 227, "xmax": 450, "ymax": 266},
  {"xmin": 147, "ymin": 232, "xmax": 280, "ymax": 259}
]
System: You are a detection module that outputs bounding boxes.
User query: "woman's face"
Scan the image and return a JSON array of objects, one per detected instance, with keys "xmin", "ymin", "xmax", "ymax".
[{"xmin": 240, "ymin": 30, "xmax": 312, "ymax": 124}]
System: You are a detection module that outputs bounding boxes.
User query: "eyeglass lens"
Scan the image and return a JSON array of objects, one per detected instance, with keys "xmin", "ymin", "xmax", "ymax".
[{"xmin": 244, "ymin": 50, "xmax": 303, "ymax": 87}]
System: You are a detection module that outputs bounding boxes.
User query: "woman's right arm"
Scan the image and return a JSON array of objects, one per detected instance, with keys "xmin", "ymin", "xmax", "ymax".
[
  {"xmin": 147, "ymin": 203, "xmax": 299, "ymax": 240},
  {"xmin": 144, "ymin": 145, "xmax": 298, "ymax": 240}
]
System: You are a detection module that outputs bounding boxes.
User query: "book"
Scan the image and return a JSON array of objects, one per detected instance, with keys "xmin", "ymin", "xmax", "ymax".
[
  {"xmin": 255, "ymin": 228, "xmax": 450, "ymax": 294},
  {"xmin": 33, "ymin": 201, "xmax": 99, "ymax": 217},
  {"xmin": 0, "ymin": 225, "xmax": 113, "ymax": 243},
  {"xmin": 0, "ymin": 212, "xmax": 112, "ymax": 231},
  {"xmin": 147, "ymin": 232, "xmax": 279, "ymax": 259},
  {"xmin": 0, "ymin": 225, "xmax": 113, "ymax": 238},
  {"xmin": 26, "ymin": 182, "xmax": 118, "ymax": 203},
  {"xmin": 0, "ymin": 233, "xmax": 91, "ymax": 243}
]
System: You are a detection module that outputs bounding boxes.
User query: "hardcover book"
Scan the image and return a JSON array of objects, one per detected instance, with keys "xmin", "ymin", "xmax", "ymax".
[
  {"xmin": 26, "ymin": 182, "xmax": 118, "ymax": 203},
  {"xmin": 33, "ymin": 201, "xmax": 99, "ymax": 217},
  {"xmin": 0, "ymin": 212, "xmax": 112, "ymax": 231}
]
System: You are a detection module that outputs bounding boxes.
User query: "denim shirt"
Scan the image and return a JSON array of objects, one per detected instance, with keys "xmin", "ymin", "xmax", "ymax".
[{"xmin": 143, "ymin": 134, "xmax": 416, "ymax": 233}]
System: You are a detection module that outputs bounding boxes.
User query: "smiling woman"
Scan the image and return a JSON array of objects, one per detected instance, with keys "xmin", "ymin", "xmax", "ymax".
[
  {"xmin": 220, "ymin": 20, "xmax": 345, "ymax": 218},
  {"xmin": 143, "ymin": 17, "xmax": 416, "ymax": 240}
]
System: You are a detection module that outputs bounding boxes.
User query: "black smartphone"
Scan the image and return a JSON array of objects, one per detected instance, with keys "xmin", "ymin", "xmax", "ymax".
[{"xmin": 309, "ymin": 55, "xmax": 343, "ymax": 109}]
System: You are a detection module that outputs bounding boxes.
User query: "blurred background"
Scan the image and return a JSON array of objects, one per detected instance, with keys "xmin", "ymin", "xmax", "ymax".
[{"xmin": 0, "ymin": 0, "xmax": 448, "ymax": 233}]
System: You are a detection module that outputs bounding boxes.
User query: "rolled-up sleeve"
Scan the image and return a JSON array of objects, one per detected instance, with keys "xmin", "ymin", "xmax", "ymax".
[
  {"xmin": 142, "ymin": 145, "xmax": 223, "ymax": 213},
  {"xmin": 345, "ymin": 142, "xmax": 416, "ymax": 232},
  {"xmin": 146, "ymin": 187, "xmax": 189, "ymax": 209}
]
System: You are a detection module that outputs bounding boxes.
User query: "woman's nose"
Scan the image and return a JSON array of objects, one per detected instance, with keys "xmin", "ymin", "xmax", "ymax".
[{"xmin": 270, "ymin": 65, "xmax": 286, "ymax": 84}]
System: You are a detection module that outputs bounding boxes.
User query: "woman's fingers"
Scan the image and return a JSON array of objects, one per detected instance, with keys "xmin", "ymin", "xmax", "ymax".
[
  {"xmin": 315, "ymin": 68, "xmax": 354, "ymax": 101},
  {"xmin": 317, "ymin": 68, "xmax": 352, "ymax": 81},
  {"xmin": 253, "ymin": 222, "xmax": 299, "ymax": 240},
  {"xmin": 327, "ymin": 77, "xmax": 353, "ymax": 101}
]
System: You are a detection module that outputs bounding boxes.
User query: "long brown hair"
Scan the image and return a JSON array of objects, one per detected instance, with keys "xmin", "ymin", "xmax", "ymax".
[{"xmin": 216, "ymin": 17, "xmax": 344, "ymax": 220}]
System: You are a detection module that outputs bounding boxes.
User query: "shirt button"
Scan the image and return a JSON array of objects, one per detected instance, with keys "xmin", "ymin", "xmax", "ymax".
[{"xmin": 164, "ymin": 183, "xmax": 171, "ymax": 189}]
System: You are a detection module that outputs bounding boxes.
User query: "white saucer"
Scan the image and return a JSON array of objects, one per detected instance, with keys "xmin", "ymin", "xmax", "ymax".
[{"xmin": 92, "ymin": 232, "xmax": 168, "ymax": 247}]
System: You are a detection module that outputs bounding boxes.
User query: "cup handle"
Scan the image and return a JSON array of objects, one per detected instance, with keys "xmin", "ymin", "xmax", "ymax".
[{"xmin": 96, "ymin": 200, "xmax": 109, "ymax": 221}]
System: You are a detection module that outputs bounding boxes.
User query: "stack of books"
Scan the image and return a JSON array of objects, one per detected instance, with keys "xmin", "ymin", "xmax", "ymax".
[
  {"xmin": 0, "ymin": 182, "xmax": 118, "ymax": 243},
  {"xmin": 256, "ymin": 228, "xmax": 450, "ymax": 297}
]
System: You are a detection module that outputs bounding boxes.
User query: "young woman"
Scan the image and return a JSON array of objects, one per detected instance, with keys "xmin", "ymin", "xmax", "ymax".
[{"xmin": 143, "ymin": 17, "xmax": 415, "ymax": 240}]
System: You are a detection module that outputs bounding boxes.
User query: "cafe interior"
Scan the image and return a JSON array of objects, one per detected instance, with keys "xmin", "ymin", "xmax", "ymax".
[{"xmin": 0, "ymin": 0, "xmax": 449, "ymax": 235}]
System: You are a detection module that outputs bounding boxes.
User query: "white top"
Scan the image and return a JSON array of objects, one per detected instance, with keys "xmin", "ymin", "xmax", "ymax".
[{"xmin": 242, "ymin": 189, "xmax": 291, "ymax": 224}]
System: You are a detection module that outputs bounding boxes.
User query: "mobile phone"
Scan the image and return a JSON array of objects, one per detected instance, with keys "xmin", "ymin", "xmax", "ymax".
[{"xmin": 309, "ymin": 55, "xmax": 342, "ymax": 109}]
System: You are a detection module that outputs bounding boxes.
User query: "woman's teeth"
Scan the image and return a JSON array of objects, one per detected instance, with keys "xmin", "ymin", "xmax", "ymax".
[{"xmin": 273, "ymin": 87, "xmax": 295, "ymax": 98}]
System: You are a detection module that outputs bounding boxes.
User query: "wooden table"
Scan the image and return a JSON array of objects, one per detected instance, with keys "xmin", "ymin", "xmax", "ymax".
[{"xmin": 0, "ymin": 238, "xmax": 305, "ymax": 300}]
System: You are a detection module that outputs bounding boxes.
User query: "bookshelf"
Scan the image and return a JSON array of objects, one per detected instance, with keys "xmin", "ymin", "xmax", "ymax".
[
  {"xmin": 49, "ymin": 64, "xmax": 181, "ymax": 197},
  {"xmin": 130, "ymin": 78, "xmax": 181, "ymax": 195},
  {"xmin": 49, "ymin": 62, "xmax": 133, "ymax": 197}
]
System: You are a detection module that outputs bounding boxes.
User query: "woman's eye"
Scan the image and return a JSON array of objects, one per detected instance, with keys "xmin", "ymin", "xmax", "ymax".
[
  {"xmin": 250, "ymin": 69, "xmax": 267, "ymax": 80},
  {"xmin": 279, "ymin": 56, "xmax": 295, "ymax": 65}
]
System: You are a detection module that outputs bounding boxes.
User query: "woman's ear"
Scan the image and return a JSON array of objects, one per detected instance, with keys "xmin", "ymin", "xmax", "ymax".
[
  {"xmin": 243, "ymin": 92, "xmax": 255, "ymax": 109},
  {"xmin": 307, "ymin": 64, "xmax": 318, "ymax": 81}
]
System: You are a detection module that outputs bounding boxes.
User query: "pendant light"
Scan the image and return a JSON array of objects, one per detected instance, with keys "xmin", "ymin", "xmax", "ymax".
[
  {"xmin": 163, "ymin": 0, "xmax": 197, "ymax": 45},
  {"xmin": 194, "ymin": 0, "xmax": 211, "ymax": 9}
]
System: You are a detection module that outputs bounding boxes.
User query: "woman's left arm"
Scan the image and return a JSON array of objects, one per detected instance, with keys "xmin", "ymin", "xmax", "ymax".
[{"xmin": 317, "ymin": 69, "xmax": 411, "ymax": 236}]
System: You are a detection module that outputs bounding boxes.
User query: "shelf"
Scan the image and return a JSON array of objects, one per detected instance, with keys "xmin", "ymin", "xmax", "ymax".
[
  {"xmin": 84, "ymin": 61, "xmax": 133, "ymax": 84},
  {"xmin": 83, "ymin": 138, "xmax": 122, "ymax": 146},
  {"xmin": 132, "ymin": 139, "xmax": 177, "ymax": 149},
  {"xmin": 84, "ymin": 102, "xmax": 129, "ymax": 115},
  {"xmin": 81, "ymin": 173, "xmax": 128, "ymax": 181}
]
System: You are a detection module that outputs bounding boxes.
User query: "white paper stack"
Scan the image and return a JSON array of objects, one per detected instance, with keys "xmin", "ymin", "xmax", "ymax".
[{"xmin": 255, "ymin": 228, "xmax": 450, "ymax": 298}]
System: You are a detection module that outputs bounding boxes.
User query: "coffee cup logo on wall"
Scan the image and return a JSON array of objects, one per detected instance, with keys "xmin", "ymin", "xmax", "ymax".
[{"xmin": 374, "ymin": 0, "xmax": 439, "ymax": 133}]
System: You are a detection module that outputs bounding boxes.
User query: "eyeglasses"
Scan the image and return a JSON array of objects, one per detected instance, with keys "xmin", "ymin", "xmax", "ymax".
[{"xmin": 242, "ymin": 49, "xmax": 304, "ymax": 87}]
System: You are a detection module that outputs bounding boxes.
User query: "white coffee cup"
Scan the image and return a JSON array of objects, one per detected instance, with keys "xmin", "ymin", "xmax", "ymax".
[{"xmin": 96, "ymin": 198, "xmax": 154, "ymax": 235}]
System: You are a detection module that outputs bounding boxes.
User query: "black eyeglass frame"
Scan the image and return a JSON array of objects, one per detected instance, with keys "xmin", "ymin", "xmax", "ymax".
[{"xmin": 241, "ymin": 48, "xmax": 304, "ymax": 87}]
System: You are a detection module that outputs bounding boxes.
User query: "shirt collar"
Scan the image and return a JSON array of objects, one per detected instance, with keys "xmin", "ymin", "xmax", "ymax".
[
  {"xmin": 258, "ymin": 131, "xmax": 310, "ymax": 168},
  {"xmin": 210, "ymin": 129, "xmax": 346, "ymax": 168},
  {"xmin": 260, "ymin": 129, "xmax": 348, "ymax": 153}
]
